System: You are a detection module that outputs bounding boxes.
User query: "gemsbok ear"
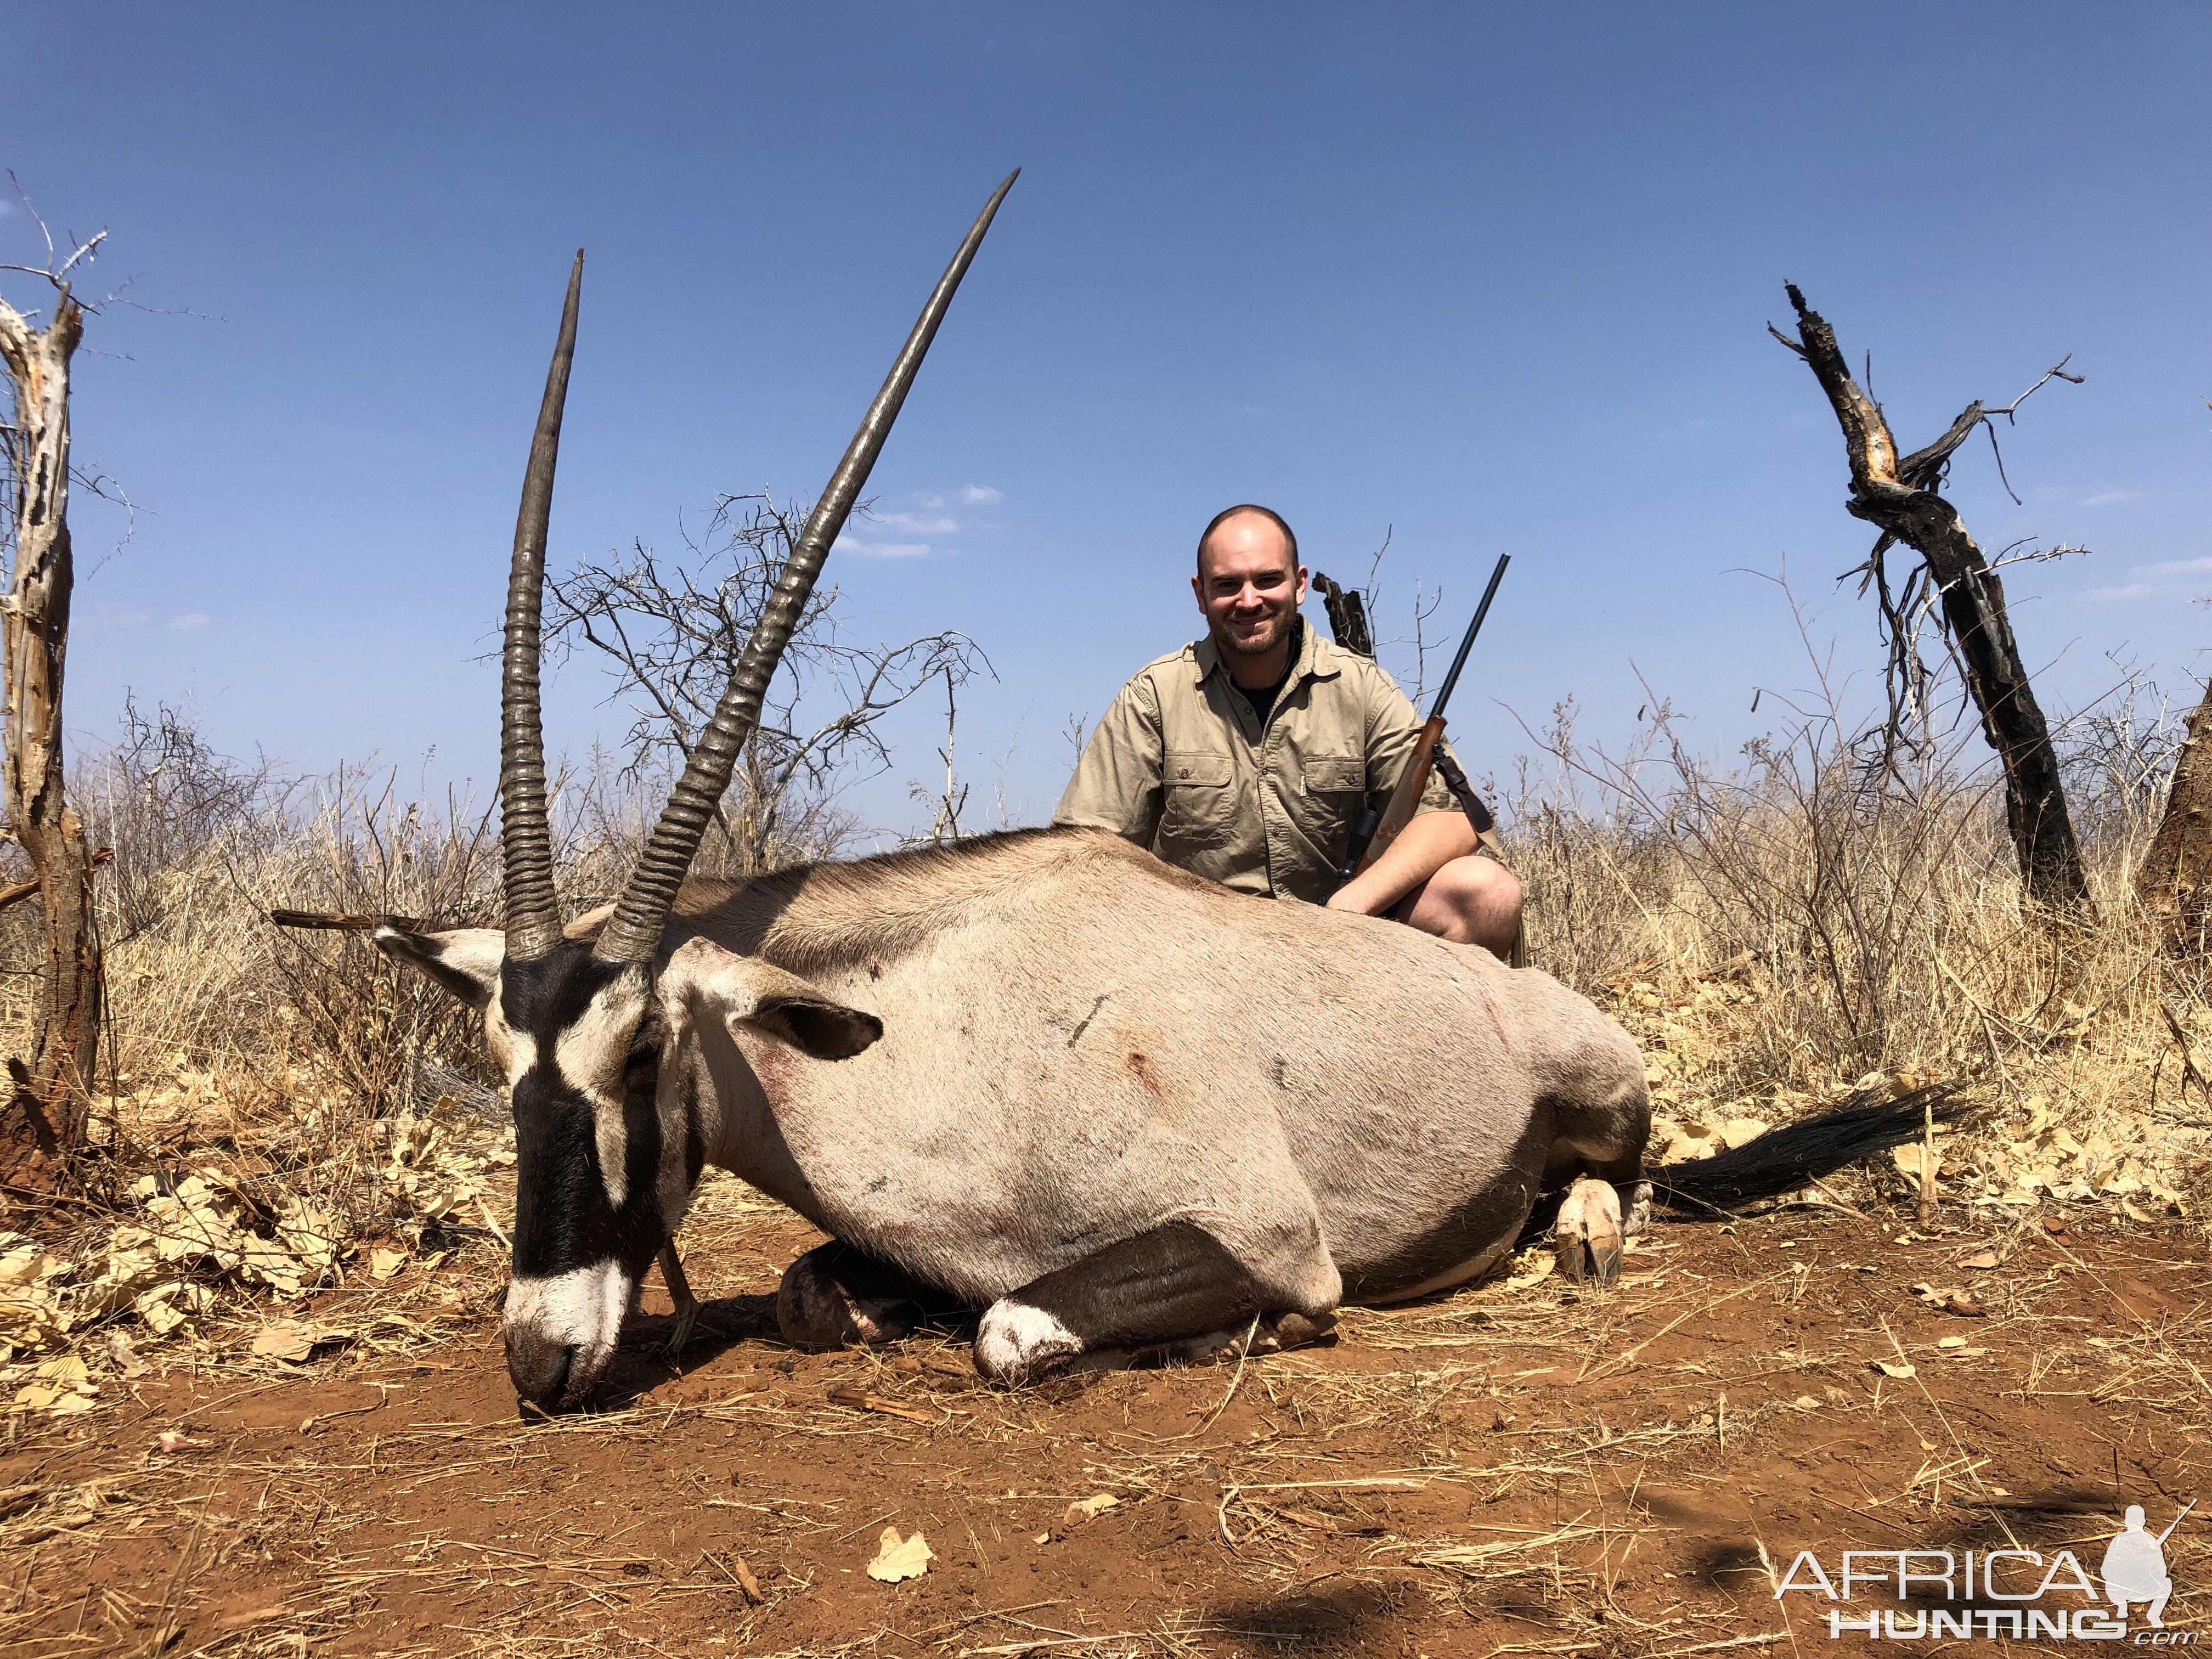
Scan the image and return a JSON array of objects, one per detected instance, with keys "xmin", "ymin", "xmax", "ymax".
[
  {"xmin": 373, "ymin": 926, "xmax": 505, "ymax": 1010},
  {"xmin": 662, "ymin": 938, "xmax": 882, "ymax": 1062}
]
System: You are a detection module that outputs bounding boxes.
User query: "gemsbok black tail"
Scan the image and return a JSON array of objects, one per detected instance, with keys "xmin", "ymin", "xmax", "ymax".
[{"xmin": 1652, "ymin": 1082, "xmax": 1972, "ymax": 1213}]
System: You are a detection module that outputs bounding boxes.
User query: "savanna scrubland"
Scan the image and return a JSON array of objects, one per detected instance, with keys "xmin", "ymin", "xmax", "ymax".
[{"xmin": 2, "ymin": 573, "xmax": 2205, "ymax": 1651}]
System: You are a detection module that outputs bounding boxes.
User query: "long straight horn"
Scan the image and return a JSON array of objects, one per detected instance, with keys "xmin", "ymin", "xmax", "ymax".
[
  {"xmin": 500, "ymin": 250, "xmax": 584, "ymax": 962},
  {"xmin": 593, "ymin": 171, "xmax": 1018, "ymax": 964}
]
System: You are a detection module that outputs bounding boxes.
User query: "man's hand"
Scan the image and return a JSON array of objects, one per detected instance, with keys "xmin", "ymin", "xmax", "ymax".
[{"xmin": 1326, "ymin": 809, "xmax": 1480, "ymax": 916}]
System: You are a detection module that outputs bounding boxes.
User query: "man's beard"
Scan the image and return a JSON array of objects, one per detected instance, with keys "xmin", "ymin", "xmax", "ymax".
[{"xmin": 1215, "ymin": 611, "xmax": 1296, "ymax": 658}]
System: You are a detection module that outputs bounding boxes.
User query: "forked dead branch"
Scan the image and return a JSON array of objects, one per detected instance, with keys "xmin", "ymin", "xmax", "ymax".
[{"xmin": 1771, "ymin": 284, "xmax": 2090, "ymax": 913}]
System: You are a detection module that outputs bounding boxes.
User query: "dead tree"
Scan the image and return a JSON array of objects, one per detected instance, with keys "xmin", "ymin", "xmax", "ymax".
[
  {"xmin": 0, "ymin": 228, "xmax": 108, "ymax": 1198},
  {"xmin": 547, "ymin": 492, "xmax": 987, "ymax": 870},
  {"xmin": 2137, "ymin": 675, "xmax": 2212, "ymax": 945},
  {"xmin": 1773, "ymin": 284, "xmax": 2091, "ymax": 914},
  {"xmin": 1312, "ymin": 572, "xmax": 1373, "ymax": 656}
]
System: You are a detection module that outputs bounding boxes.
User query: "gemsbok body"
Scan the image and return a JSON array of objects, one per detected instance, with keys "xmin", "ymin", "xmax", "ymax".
[{"xmin": 358, "ymin": 172, "xmax": 1939, "ymax": 1412}]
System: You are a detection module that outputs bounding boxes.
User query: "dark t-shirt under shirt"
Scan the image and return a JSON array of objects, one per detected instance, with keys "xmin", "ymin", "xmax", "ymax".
[{"xmin": 1235, "ymin": 620, "xmax": 1301, "ymax": 727}]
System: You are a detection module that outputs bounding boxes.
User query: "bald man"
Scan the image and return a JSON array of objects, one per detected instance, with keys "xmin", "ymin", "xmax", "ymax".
[{"xmin": 1055, "ymin": 503, "xmax": 1523, "ymax": 960}]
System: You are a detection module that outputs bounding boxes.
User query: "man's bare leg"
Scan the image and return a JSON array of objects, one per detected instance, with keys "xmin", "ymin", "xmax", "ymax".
[{"xmin": 1395, "ymin": 854, "xmax": 1523, "ymax": 958}]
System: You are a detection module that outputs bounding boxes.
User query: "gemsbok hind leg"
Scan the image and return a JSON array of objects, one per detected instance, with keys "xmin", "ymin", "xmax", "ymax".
[
  {"xmin": 973, "ymin": 1221, "xmax": 1337, "ymax": 1386},
  {"xmin": 776, "ymin": 1241, "xmax": 961, "ymax": 1352}
]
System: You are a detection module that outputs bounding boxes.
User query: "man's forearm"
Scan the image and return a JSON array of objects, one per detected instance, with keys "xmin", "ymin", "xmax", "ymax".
[{"xmin": 1327, "ymin": 809, "xmax": 1478, "ymax": 915}]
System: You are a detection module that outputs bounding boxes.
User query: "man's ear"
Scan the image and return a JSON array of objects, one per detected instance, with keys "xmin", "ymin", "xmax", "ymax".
[
  {"xmin": 373, "ymin": 926, "xmax": 504, "ymax": 1010},
  {"xmin": 661, "ymin": 938, "xmax": 882, "ymax": 1061}
]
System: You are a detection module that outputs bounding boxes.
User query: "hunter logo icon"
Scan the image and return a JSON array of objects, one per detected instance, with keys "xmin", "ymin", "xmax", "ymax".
[{"xmin": 2104, "ymin": 1500, "xmax": 2193, "ymax": 1629}]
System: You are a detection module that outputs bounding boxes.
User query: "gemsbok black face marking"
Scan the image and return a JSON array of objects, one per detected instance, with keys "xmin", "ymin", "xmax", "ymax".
[{"xmin": 370, "ymin": 175, "xmax": 1015, "ymax": 1412}]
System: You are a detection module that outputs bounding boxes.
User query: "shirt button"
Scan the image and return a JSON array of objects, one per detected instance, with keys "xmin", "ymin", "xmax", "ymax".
[{"xmin": 1178, "ymin": 767, "xmax": 1189, "ymax": 778}]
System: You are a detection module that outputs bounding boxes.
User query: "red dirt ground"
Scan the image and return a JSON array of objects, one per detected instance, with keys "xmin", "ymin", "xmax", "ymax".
[{"xmin": 3, "ymin": 1198, "xmax": 2205, "ymax": 1657}]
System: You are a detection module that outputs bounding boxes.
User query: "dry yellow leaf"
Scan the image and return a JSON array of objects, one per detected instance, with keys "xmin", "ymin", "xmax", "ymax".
[
  {"xmin": 250, "ymin": 1321, "xmax": 319, "ymax": 1362},
  {"xmin": 1892, "ymin": 1143, "xmax": 1941, "ymax": 1179},
  {"xmin": 1506, "ymin": 1253, "xmax": 1556, "ymax": 1291},
  {"xmin": 1064, "ymin": 1493, "xmax": 1119, "ymax": 1527},
  {"xmin": 866, "ymin": 1526, "xmax": 933, "ymax": 1583}
]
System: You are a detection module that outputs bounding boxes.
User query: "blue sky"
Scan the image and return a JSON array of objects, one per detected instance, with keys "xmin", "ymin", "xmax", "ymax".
[{"xmin": 3, "ymin": 4, "xmax": 2207, "ymax": 834}]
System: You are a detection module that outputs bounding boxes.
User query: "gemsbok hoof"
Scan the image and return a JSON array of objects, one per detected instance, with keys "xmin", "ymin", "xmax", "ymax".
[{"xmin": 1553, "ymin": 1175, "xmax": 1624, "ymax": 1286}]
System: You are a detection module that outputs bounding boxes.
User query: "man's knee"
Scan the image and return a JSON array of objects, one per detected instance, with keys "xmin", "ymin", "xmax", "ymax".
[{"xmin": 1407, "ymin": 854, "xmax": 1522, "ymax": 953}]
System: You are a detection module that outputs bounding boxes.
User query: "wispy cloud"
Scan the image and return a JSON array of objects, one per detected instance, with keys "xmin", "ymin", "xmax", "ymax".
[
  {"xmin": 2086, "ymin": 554, "xmax": 2212, "ymax": 602},
  {"xmin": 960, "ymin": 483, "xmax": 1002, "ymax": 505},
  {"xmin": 2130, "ymin": 556, "xmax": 2212, "ymax": 580},
  {"xmin": 836, "ymin": 539, "xmax": 932, "ymax": 559},
  {"xmin": 2083, "ymin": 489, "xmax": 2140, "ymax": 507},
  {"xmin": 873, "ymin": 512, "xmax": 958, "ymax": 534},
  {"xmin": 168, "ymin": 612, "xmax": 210, "ymax": 632}
]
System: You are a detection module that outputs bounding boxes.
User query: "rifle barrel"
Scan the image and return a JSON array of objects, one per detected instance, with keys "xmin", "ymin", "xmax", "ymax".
[
  {"xmin": 2157, "ymin": 1497, "xmax": 2197, "ymax": 1543},
  {"xmin": 1427, "ymin": 554, "xmax": 1510, "ymax": 720}
]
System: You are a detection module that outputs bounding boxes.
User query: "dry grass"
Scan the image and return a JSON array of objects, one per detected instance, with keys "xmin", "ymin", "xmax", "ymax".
[
  {"xmin": 1500, "ymin": 656, "xmax": 2210, "ymax": 1220},
  {"xmin": 0, "ymin": 729, "xmax": 852, "ymax": 1390}
]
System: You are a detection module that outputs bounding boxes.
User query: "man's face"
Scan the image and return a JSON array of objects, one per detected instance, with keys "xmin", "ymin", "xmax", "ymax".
[{"xmin": 1192, "ymin": 514, "xmax": 1308, "ymax": 660}]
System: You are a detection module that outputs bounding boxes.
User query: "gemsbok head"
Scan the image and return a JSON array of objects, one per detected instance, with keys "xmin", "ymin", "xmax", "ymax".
[{"xmin": 371, "ymin": 174, "xmax": 1017, "ymax": 1410}]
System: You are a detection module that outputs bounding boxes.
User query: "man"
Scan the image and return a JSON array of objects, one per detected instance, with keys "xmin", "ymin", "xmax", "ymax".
[
  {"xmin": 1055, "ymin": 503, "xmax": 1524, "ymax": 960},
  {"xmin": 2101, "ymin": 1505, "xmax": 2175, "ymax": 1629}
]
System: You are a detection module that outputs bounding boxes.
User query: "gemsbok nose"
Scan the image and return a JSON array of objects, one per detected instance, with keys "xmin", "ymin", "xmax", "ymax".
[{"xmin": 505, "ymin": 1327, "xmax": 575, "ymax": 1410}]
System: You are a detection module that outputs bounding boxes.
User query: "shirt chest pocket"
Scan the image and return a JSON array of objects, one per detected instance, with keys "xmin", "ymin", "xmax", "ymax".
[
  {"xmin": 1165, "ymin": 753, "xmax": 1234, "ymax": 789},
  {"xmin": 1301, "ymin": 756, "xmax": 1365, "ymax": 795},
  {"xmin": 1161, "ymin": 752, "xmax": 1234, "ymax": 836}
]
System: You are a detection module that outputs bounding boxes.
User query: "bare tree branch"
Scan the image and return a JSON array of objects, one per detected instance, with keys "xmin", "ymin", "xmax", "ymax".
[{"xmin": 548, "ymin": 491, "xmax": 991, "ymax": 871}]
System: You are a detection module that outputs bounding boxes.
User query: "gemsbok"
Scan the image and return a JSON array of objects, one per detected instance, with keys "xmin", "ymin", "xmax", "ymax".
[{"xmin": 356, "ymin": 173, "xmax": 1957, "ymax": 1412}]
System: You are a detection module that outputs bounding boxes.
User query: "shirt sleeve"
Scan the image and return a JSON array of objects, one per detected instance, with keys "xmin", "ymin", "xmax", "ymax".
[
  {"xmin": 1363, "ymin": 667, "xmax": 1463, "ymax": 819},
  {"xmin": 1053, "ymin": 670, "xmax": 1166, "ymax": 843}
]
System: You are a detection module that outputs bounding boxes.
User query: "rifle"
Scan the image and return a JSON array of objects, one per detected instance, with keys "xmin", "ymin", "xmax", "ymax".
[
  {"xmin": 1330, "ymin": 554, "xmax": 1509, "ymax": 895},
  {"xmin": 2157, "ymin": 1498, "xmax": 2196, "ymax": 1544}
]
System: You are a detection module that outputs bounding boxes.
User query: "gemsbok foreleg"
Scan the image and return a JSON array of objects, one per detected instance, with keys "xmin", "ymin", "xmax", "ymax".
[
  {"xmin": 775, "ymin": 1242, "xmax": 962, "ymax": 1352},
  {"xmin": 657, "ymin": 1243, "xmax": 698, "ymax": 1357},
  {"xmin": 972, "ymin": 1221, "xmax": 1339, "ymax": 1386}
]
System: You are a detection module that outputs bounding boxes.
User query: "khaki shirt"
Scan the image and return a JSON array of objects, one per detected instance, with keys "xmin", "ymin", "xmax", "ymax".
[{"xmin": 1054, "ymin": 619, "xmax": 1463, "ymax": 904}]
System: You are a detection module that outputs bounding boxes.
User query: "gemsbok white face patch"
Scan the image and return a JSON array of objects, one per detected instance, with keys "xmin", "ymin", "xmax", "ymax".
[
  {"xmin": 549, "ymin": 973, "xmax": 652, "ymax": 1210},
  {"xmin": 484, "ymin": 997, "xmax": 538, "ymax": 1088},
  {"xmin": 504, "ymin": 1261, "xmax": 632, "ymax": 1386}
]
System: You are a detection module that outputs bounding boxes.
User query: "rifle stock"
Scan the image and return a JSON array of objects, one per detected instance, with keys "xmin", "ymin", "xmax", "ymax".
[{"xmin": 1353, "ymin": 714, "xmax": 1446, "ymax": 877}]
